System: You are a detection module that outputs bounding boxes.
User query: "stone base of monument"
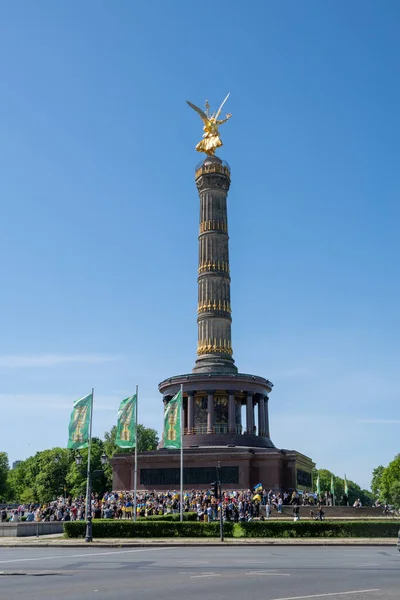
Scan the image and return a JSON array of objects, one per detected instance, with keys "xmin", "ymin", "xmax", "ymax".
[
  {"xmin": 111, "ymin": 446, "xmax": 314, "ymax": 492},
  {"xmin": 0, "ymin": 522, "xmax": 64, "ymax": 537}
]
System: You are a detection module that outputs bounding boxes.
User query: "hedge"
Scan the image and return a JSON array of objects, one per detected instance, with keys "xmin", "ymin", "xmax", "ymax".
[
  {"xmin": 138, "ymin": 513, "xmax": 198, "ymax": 522},
  {"xmin": 239, "ymin": 520, "xmax": 400, "ymax": 538},
  {"xmin": 64, "ymin": 520, "xmax": 233, "ymax": 538},
  {"xmin": 63, "ymin": 519, "xmax": 400, "ymax": 539}
]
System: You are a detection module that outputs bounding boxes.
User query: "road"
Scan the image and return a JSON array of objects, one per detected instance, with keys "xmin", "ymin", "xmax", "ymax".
[{"xmin": 0, "ymin": 546, "xmax": 398, "ymax": 600}]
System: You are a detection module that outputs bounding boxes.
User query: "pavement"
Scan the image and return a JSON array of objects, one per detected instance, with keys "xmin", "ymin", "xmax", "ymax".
[
  {"xmin": 0, "ymin": 545, "xmax": 399, "ymax": 600},
  {"xmin": 0, "ymin": 534, "xmax": 397, "ymax": 547}
]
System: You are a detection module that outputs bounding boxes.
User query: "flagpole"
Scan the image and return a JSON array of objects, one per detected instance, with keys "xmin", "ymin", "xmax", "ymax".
[
  {"xmin": 85, "ymin": 388, "xmax": 94, "ymax": 542},
  {"xmin": 180, "ymin": 384, "xmax": 183, "ymax": 522},
  {"xmin": 133, "ymin": 385, "xmax": 138, "ymax": 522}
]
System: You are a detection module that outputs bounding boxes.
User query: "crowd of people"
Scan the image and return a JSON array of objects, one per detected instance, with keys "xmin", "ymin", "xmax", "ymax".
[
  {"xmin": 1, "ymin": 488, "xmax": 306, "ymax": 523},
  {"xmin": 0, "ymin": 488, "xmax": 364, "ymax": 524}
]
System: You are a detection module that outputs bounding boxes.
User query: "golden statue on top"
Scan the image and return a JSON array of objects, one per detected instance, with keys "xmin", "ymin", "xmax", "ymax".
[{"xmin": 186, "ymin": 93, "xmax": 232, "ymax": 156}]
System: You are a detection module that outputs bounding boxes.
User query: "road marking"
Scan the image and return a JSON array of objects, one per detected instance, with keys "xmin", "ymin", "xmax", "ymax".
[
  {"xmin": 0, "ymin": 547, "xmax": 173, "ymax": 565},
  {"xmin": 245, "ymin": 571, "xmax": 290, "ymax": 576},
  {"xmin": 354, "ymin": 563, "xmax": 380, "ymax": 567},
  {"xmin": 190, "ymin": 573, "xmax": 221, "ymax": 578},
  {"xmin": 178, "ymin": 560, "xmax": 210, "ymax": 564},
  {"xmin": 268, "ymin": 590, "xmax": 380, "ymax": 600}
]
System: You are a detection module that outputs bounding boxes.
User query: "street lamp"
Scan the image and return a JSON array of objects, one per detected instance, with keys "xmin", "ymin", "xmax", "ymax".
[
  {"xmin": 74, "ymin": 451, "xmax": 92, "ymax": 542},
  {"xmin": 74, "ymin": 451, "xmax": 108, "ymax": 543}
]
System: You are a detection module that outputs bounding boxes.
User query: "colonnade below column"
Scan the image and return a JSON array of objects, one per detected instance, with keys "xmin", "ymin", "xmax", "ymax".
[{"xmin": 163, "ymin": 391, "xmax": 270, "ymax": 439}]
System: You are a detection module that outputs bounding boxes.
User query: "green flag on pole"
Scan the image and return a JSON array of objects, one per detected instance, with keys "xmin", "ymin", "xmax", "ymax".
[
  {"xmin": 316, "ymin": 473, "xmax": 321, "ymax": 496},
  {"xmin": 116, "ymin": 395, "xmax": 137, "ymax": 448},
  {"xmin": 163, "ymin": 389, "xmax": 182, "ymax": 449},
  {"xmin": 330, "ymin": 474, "xmax": 335, "ymax": 496},
  {"xmin": 67, "ymin": 393, "xmax": 92, "ymax": 449},
  {"xmin": 344, "ymin": 474, "xmax": 349, "ymax": 495}
]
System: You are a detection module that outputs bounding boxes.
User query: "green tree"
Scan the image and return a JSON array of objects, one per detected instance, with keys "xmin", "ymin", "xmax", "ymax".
[
  {"xmin": 0, "ymin": 452, "xmax": 10, "ymax": 501},
  {"xmin": 5, "ymin": 448, "xmax": 73, "ymax": 504},
  {"xmin": 66, "ymin": 437, "xmax": 111, "ymax": 498},
  {"xmin": 313, "ymin": 468, "xmax": 373, "ymax": 506},
  {"xmin": 380, "ymin": 454, "xmax": 400, "ymax": 507},
  {"xmin": 371, "ymin": 465, "xmax": 385, "ymax": 499},
  {"xmin": 103, "ymin": 424, "xmax": 158, "ymax": 457}
]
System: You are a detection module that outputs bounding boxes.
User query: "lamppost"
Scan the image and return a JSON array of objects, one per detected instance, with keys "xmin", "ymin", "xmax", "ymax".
[{"xmin": 75, "ymin": 451, "xmax": 108, "ymax": 543}]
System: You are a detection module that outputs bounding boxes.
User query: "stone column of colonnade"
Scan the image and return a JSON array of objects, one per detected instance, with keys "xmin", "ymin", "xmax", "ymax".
[{"xmin": 170, "ymin": 391, "xmax": 270, "ymax": 438}]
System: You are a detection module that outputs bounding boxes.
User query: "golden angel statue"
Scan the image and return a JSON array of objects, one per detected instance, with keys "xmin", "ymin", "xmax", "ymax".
[{"xmin": 186, "ymin": 93, "xmax": 232, "ymax": 156}]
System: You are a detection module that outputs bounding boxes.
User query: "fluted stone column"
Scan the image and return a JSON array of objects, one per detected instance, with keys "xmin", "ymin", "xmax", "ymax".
[
  {"xmin": 246, "ymin": 393, "xmax": 254, "ymax": 434},
  {"xmin": 258, "ymin": 394, "xmax": 265, "ymax": 437},
  {"xmin": 182, "ymin": 401, "xmax": 187, "ymax": 433},
  {"xmin": 187, "ymin": 391, "xmax": 194, "ymax": 434},
  {"xmin": 207, "ymin": 391, "xmax": 215, "ymax": 433},
  {"xmin": 193, "ymin": 157, "xmax": 237, "ymax": 375},
  {"xmin": 264, "ymin": 397, "xmax": 270, "ymax": 438},
  {"xmin": 228, "ymin": 391, "xmax": 235, "ymax": 433}
]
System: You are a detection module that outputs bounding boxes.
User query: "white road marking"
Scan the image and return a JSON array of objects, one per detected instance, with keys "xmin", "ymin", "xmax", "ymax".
[
  {"xmin": 354, "ymin": 563, "xmax": 380, "ymax": 567},
  {"xmin": 178, "ymin": 560, "xmax": 210, "ymax": 564},
  {"xmin": 245, "ymin": 571, "xmax": 290, "ymax": 576},
  {"xmin": 190, "ymin": 573, "xmax": 221, "ymax": 578},
  {"xmin": 0, "ymin": 547, "xmax": 173, "ymax": 565},
  {"xmin": 268, "ymin": 590, "xmax": 380, "ymax": 600}
]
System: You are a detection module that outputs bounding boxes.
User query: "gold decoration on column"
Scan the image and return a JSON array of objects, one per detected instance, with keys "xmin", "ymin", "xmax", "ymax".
[
  {"xmin": 197, "ymin": 299, "xmax": 231, "ymax": 314},
  {"xmin": 199, "ymin": 220, "xmax": 228, "ymax": 234},
  {"xmin": 197, "ymin": 338, "xmax": 233, "ymax": 356},
  {"xmin": 198, "ymin": 259, "xmax": 230, "ymax": 274}
]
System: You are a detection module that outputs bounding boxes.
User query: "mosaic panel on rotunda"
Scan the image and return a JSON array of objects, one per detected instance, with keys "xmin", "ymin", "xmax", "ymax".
[
  {"xmin": 214, "ymin": 393, "xmax": 228, "ymax": 424},
  {"xmin": 194, "ymin": 394, "xmax": 207, "ymax": 428}
]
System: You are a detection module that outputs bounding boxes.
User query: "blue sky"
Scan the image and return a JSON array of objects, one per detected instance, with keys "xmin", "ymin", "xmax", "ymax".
[{"xmin": 1, "ymin": 1, "xmax": 399, "ymax": 490}]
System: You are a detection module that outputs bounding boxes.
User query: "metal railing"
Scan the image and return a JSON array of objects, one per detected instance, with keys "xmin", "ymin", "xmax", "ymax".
[{"xmin": 192, "ymin": 425, "xmax": 208, "ymax": 435}]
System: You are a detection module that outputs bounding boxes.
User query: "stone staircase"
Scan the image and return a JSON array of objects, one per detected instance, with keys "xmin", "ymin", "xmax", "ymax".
[{"xmin": 260, "ymin": 505, "xmax": 389, "ymax": 519}]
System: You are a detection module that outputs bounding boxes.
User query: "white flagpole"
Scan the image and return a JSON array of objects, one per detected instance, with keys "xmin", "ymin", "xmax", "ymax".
[
  {"xmin": 85, "ymin": 388, "xmax": 94, "ymax": 542},
  {"xmin": 133, "ymin": 385, "xmax": 138, "ymax": 522},
  {"xmin": 180, "ymin": 384, "xmax": 183, "ymax": 522}
]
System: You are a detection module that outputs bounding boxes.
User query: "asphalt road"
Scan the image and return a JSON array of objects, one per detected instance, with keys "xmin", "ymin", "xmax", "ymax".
[{"xmin": 0, "ymin": 546, "xmax": 398, "ymax": 600}]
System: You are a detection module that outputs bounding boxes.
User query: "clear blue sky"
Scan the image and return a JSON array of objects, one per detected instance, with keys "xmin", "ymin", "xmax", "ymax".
[{"xmin": 1, "ymin": 1, "xmax": 399, "ymax": 490}]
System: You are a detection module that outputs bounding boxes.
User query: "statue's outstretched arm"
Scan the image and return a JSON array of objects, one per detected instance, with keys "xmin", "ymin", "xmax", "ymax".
[{"xmin": 217, "ymin": 113, "xmax": 232, "ymax": 126}]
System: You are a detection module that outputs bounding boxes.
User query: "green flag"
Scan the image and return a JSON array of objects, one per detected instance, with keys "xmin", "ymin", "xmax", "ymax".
[
  {"xmin": 116, "ymin": 395, "xmax": 137, "ymax": 448},
  {"xmin": 316, "ymin": 473, "xmax": 321, "ymax": 496},
  {"xmin": 163, "ymin": 389, "xmax": 182, "ymax": 449},
  {"xmin": 344, "ymin": 474, "xmax": 349, "ymax": 495},
  {"xmin": 67, "ymin": 393, "xmax": 92, "ymax": 449},
  {"xmin": 330, "ymin": 474, "xmax": 335, "ymax": 496}
]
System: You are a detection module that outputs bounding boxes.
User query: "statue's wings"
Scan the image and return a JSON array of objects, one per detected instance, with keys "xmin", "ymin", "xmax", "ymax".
[
  {"xmin": 186, "ymin": 100, "xmax": 209, "ymax": 124},
  {"xmin": 215, "ymin": 93, "xmax": 230, "ymax": 120}
]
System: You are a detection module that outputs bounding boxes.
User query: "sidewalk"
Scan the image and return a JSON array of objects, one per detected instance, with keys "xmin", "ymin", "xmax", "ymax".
[{"xmin": 0, "ymin": 535, "xmax": 396, "ymax": 548}]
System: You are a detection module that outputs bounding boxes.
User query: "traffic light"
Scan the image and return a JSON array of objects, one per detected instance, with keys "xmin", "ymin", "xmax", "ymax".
[{"xmin": 210, "ymin": 481, "xmax": 218, "ymax": 498}]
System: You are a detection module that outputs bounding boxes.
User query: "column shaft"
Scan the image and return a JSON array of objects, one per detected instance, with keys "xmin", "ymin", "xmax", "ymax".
[
  {"xmin": 246, "ymin": 393, "xmax": 254, "ymax": 434},
  {"xmin": 182, "ymin": 403, "xmax": 187, "ymax": 433},
  {"xmin": 258, "ymin": 395, "xmax": 265, "ymax": 437},
  {"xmin": 264, "ymin": 398, "xmax": 270, "ymax": 438},
  {"xmin": 228, "ymin": 392, "xmax": 235, "ymax": 433},
  {"xmin": 187, "ymin": 392, "xmax": 194, "ymax": 434},
  {"xmin": 207, "ymin": 392, "xmax": 214, "ymax": 433}
]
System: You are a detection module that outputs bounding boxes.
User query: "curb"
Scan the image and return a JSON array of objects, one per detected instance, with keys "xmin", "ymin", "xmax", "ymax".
[{"xmin": 0, "ymin": 540, "xmax": 396, "ymax": 548}]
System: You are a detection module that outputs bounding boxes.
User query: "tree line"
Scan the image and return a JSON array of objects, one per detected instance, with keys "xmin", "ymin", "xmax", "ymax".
[
  {"xmin": 0, "ymin": 424, "xmax": 158, "ymax": 504},
  {"xmin": 312, "ymin": 468, "xmax": 374, "ymax": 506},
  {"xmin": 370, "ymin": 454, "xmax": 400, "ymax": 507}
]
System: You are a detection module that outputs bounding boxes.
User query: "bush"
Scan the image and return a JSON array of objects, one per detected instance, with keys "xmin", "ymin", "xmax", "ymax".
[
  {"xmin": 64, "ymin": 520, "xmax": 233, "ymax": 538},
  {"xmin": 239, "ymin": 520, "xmax": 400, "ymax": 538}
]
